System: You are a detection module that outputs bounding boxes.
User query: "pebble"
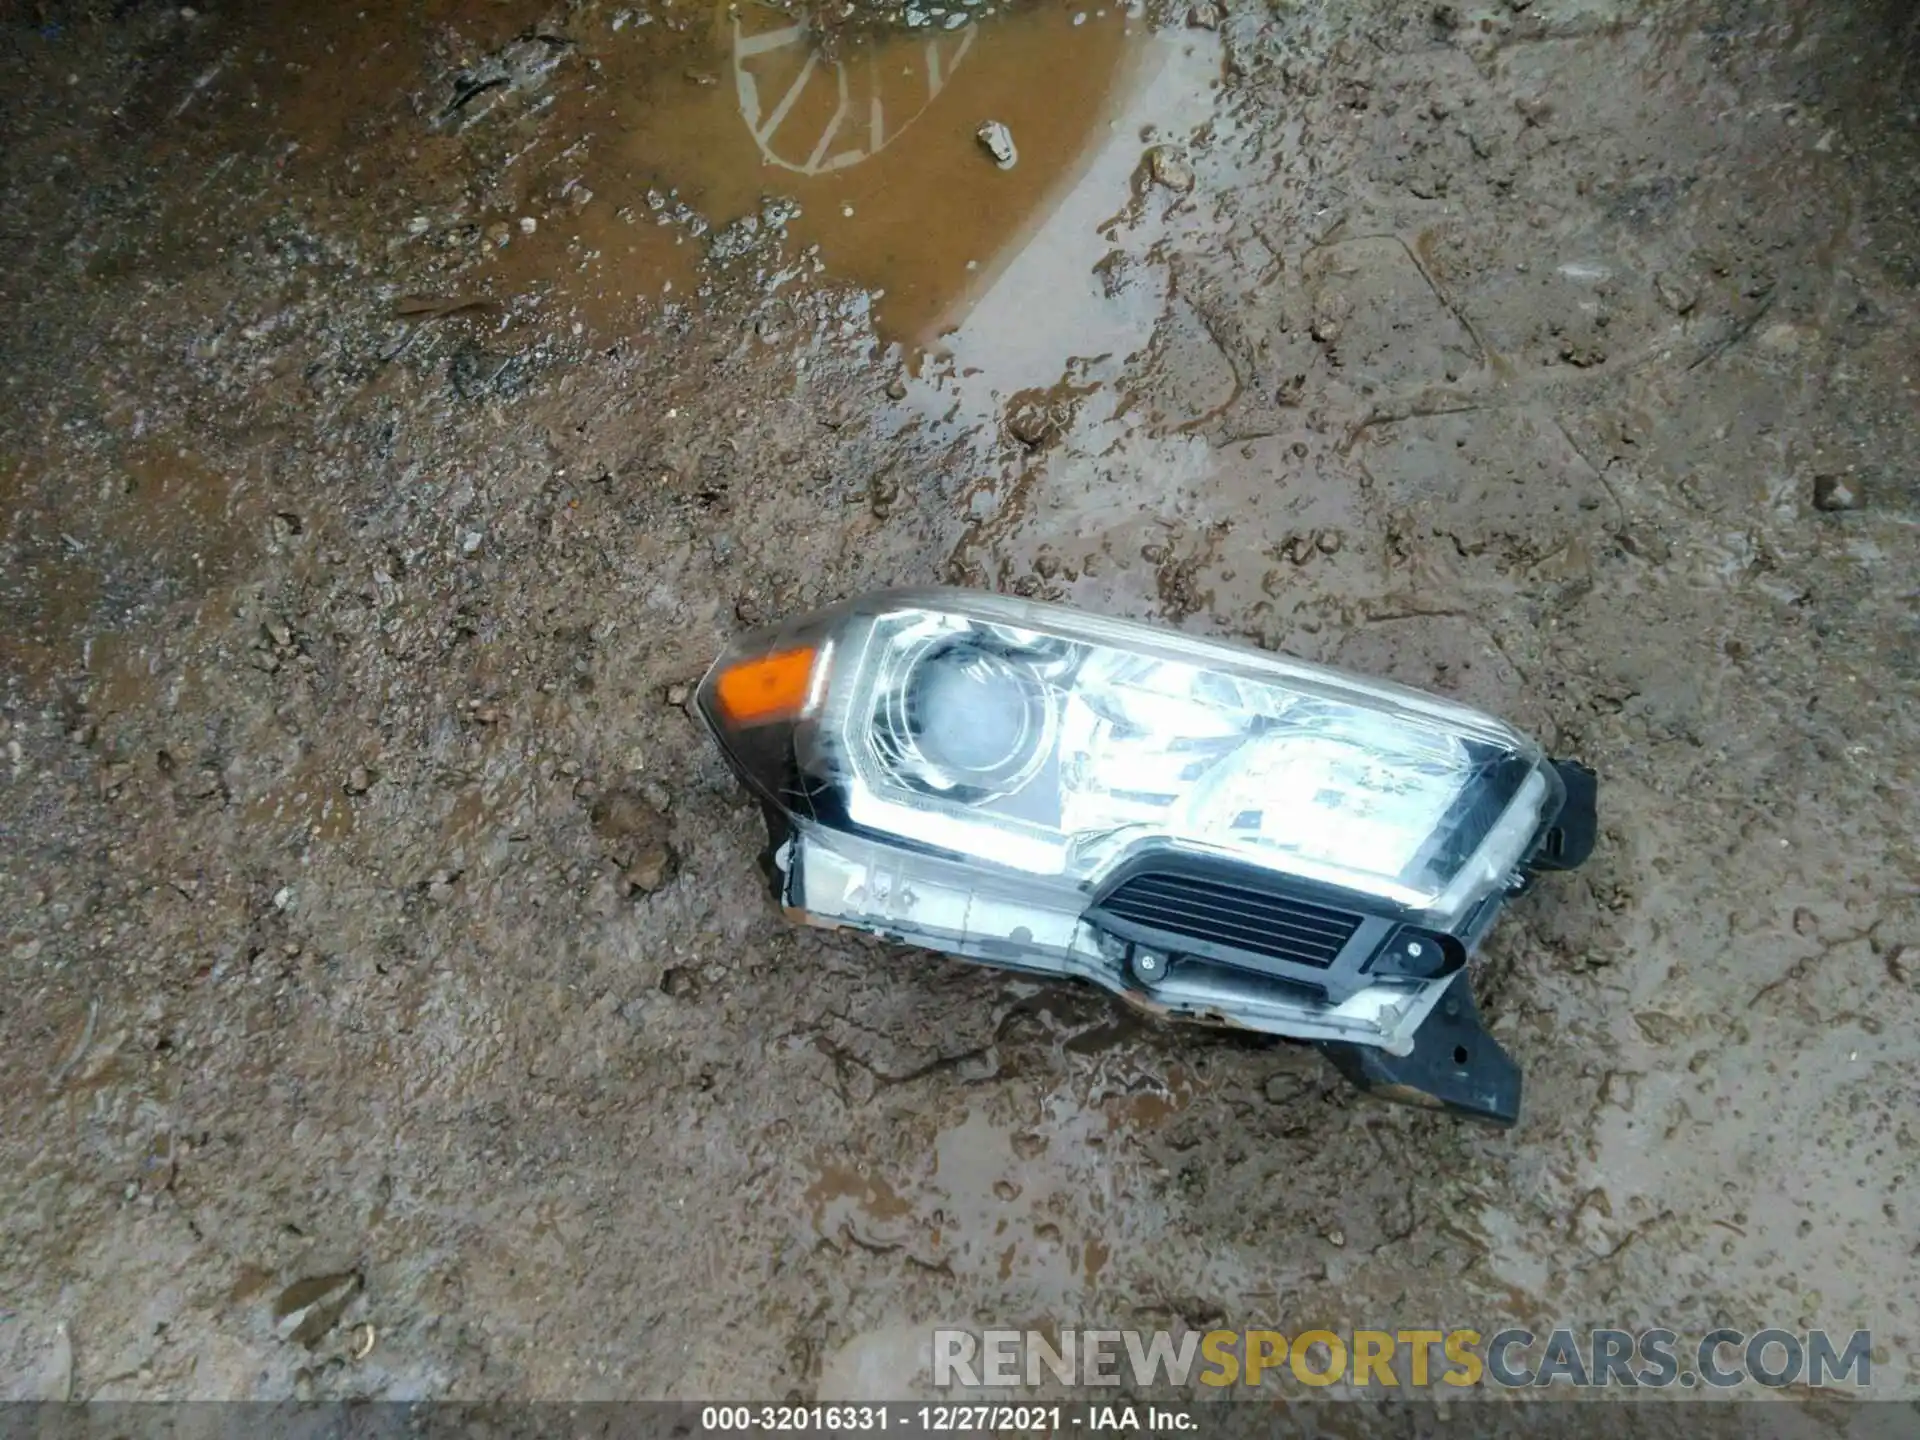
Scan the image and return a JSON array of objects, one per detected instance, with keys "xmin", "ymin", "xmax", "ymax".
[
  {"xmin": 665, "ymin": 682, "xmax": 691, "ymax": 707},
  {"xmin": 1262, "ymin": 1074, "xmax": 1306, "ymax": 1104},
  {"xmin": 591, "ymin": 787, "xmax": 677, "ymax": 898},
  {"xmin": 1653, "ymin": 271, "xmax": 1697, "ymax": 315},
  {"xmin": 885, "ymin": 376, "xmax": 909, "ymax": 401},
  {"xmin": 518, "ymin": 216, "xmax": 538, "ymax": 235},
  {"xmin": 1759, "ymin": 321, "xmax": 1802, "ymax": 354},
  {"xmin": 343, "ymin": 765, "xmax": 372, "ymax": 795},
  {"xmin": 1187, "ymin": 2, "xmax": 1224, "ymax": 28},
  {"xmin": 1310, "ymin": 291, "xmax": 1351, "ymax": 343},
  {"xmin": 976, "ymin": 120, "xmax": 1018, "ymax": 170},
  {"xmin": 1006, "ymin": 400, "xmax": 1061, "ymax": 449},
  {"xmin": 1146, "ymin": 146, "xmax": 1195, "ymax": 193},
  {"xmin": 624, "ymin": 843, "xmax": 675, "ymax": 896},
  {"xmin": 272, "ymin": 1272, "xmax": 362, "ymax": 1348},
  {"xmin": 1812, "ymin": 473, "xmax": 1861, "ymax": 511}
]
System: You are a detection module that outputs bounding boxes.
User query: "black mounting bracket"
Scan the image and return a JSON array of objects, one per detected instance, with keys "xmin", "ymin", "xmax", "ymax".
[
  {"xmin": 1528, "ymin": 758, "xmax": 1598, "ymax": 873},
  {"xmin": 1317, "ymin": 972, "xmax": 1522, "ymax": 1127}
]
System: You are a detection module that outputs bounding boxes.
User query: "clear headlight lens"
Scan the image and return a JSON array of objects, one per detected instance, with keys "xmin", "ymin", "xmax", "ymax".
[{"xmin": 699, "ymin": 589, "xmax": 1563, "ymax": 929}]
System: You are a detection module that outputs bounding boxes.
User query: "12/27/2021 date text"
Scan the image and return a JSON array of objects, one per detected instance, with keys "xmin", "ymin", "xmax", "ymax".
[{"xmin": 699, "ymin": 1405, "xmax": 1200, "ymax": 1432}]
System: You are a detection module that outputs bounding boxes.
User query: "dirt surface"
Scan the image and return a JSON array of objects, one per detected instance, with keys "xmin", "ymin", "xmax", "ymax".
[{"xmin": 2, "ymin": 0, "xmax": 1918, "ymax": 1410}]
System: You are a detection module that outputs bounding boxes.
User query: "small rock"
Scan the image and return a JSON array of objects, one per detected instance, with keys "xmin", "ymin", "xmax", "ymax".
[
  {"xmin": 885, "ymin": 376, "xmax": 908, "ymax": 401},
  {"xmin": 664, "ymin": 682, "xmax": 691, "ymax": 707},
  {"xmin": 659, "ymin": 965, "xmax": 700, "ymax": 998},
  {"xmin": 1310, "ymin": 291, "xmax": 1351, "ymax": 343},
  {"xmin": 1322, "ymin": 1226, "xmax": 1346, "ymax": 1248},
  {"xmin": 1146, "ymin": 146, "xmax": 1195, "ymax": 193},
  {"xmin": 1600, "ymin": 1070, "xmax": 1635, "ymax": 1111},
  {"xmin": 343, "ymin": 765, "xmax": 372, "ymax": 795},
  {"xmin": 624, "ymin": 843, "xmax": 675, "ymax": 896},
  {"xmin": 461, "ymin": 530, "xmax": 484, "ymax": 555},
  {"xmin": 1262, "ymin": 1074, "xmax": 1307, "ymax": 1104},
  {"xmin": 1653, "ymin": 271, "xmax": 1697, "ymax": 314},
  {"xmin": 1187, "ymin": 1, "xmax": 1223, "ymax": 28},
  {"xmin": 1633, "ymin": 1010, "xmax": 1682, "ymax": 1045},
  {"xmin": 976, "ymin": 120, "xmax": 1018, "ymax": 170},
  {"xmin": 1315, "ymin": 529, "xmax": 1342, "ymax": 555},
  {"xmin": 1514, "ymin": 94, "xmax": 1553, "ymax": 127},
  {"xmin": 485, "ymin": 221, "xmax": 512, "ymax": 248},
  {"xmin": 591, "ymin": 787, "xmax": 678, "ymax": 890},
  {"xmin": 1812, "ymin": 473, "xmax": 1861, "ymax": 512},
  {"xmin": 272, "ymin": 1272, "xmax": 362, "ymax": 1349},
  {"xmin": 33, "ymin": 1323, "xmax": 74, "ymax": 1402},
  {"xmin": 1006, "ymin": 398, "xmax": 1063, "ymax": 450},
  {"xmin": 518, "ymin": 215, "xmax": 538, "ymax": 235}
]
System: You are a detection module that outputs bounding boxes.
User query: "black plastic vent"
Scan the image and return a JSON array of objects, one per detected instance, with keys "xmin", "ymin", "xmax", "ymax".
[{"xmin": 1096, "ymin": 871, "xmax": 1363, "ymax": 969}]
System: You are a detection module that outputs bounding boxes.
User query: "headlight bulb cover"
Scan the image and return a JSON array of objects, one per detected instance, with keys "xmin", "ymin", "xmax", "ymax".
[{"xmin": 697, "ymin": 588, "xmax": 1597, "ymax": 1126}]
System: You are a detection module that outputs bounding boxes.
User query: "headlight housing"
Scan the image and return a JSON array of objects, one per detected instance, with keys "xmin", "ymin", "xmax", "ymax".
[{"xmin": 698, "ymin": 588, "xmax": 1595, "ymax": 1126}]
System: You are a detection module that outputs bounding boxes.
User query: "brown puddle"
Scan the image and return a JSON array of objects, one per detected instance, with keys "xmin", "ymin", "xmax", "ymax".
[
  {"xmin": 228, "ymin": 0, "xmax": 1163, "ymax": 346},
  {"xmin": 602, "ymin": 4, "xmax": 1145, "ymax": 341},
  {"xmin": 804, "ymin": 1161, "xmax": 917, "ymax": 1229}
]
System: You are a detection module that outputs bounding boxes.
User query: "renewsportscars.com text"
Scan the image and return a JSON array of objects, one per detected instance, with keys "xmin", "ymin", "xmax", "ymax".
[{"xmin": 933, "ymin": 1327, "xmax": 1874, "ymax": 1391}]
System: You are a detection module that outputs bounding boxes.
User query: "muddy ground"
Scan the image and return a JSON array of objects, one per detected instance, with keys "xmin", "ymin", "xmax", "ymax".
[{"xmin": 2, "ymin": 0, "xmax": 1917, "ymax": 1412}]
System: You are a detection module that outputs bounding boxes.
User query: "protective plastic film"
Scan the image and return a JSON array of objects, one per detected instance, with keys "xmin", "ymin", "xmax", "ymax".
[{"xmin": 700, "ymin": 588, "xmax": 1564, "ymax": 927}]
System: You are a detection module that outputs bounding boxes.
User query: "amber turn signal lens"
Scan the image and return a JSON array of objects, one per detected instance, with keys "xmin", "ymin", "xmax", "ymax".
[{"xmin": 713, "ymin": 646, "xmax": 818, "ymax": 726}]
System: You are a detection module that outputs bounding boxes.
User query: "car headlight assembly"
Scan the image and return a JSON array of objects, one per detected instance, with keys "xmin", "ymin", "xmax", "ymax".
[{"xmin": 697, "ymin": 588, "xmax": 1596, "ymax": 1127}]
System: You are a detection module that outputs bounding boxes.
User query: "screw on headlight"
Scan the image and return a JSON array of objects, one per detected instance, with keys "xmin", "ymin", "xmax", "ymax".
[{"xmin": 1129, "ymin": 946, "xmax": 1169, "ymax": 985}]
